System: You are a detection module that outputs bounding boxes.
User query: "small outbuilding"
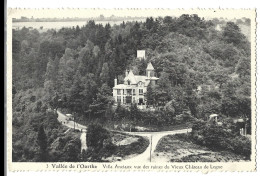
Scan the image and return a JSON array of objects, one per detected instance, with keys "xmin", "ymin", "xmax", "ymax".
[
  {"xmin": 207, "ymin": 114, "xmax": 219, "ymax": 122},
  {"xmin": 207, "ymin": 114, "xmax": 223, "ymax": 125}
]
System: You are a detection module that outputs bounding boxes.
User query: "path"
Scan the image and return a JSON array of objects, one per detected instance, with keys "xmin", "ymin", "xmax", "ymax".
[
  {"xmin": 57, "ymin": 110, "xmax": 191, "ymax": 161},
  {"xmin": 57, "ymin": 110, "xmax": 87, "ymax": 132},
  {"xmin": 80, "ymin": 132, "xmax": 87, "ymax": 152},
  {"xmin": 57, "ymin": 110, "xmax": 87, "ymax": 152},
  {"xmin": 121, "ymin": 128, "xmax": 191, "ymax": 162}
]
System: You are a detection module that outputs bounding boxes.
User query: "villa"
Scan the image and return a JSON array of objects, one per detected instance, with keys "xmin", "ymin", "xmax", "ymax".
[{"xmin": 112, "ymin": 61, "xmax": 159, "ymax": 109}]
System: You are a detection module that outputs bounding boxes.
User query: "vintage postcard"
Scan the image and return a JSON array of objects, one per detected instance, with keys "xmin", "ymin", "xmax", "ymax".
[{"xmin": 6, "ymin": 8, "xmax": 256, "ymax": 172}]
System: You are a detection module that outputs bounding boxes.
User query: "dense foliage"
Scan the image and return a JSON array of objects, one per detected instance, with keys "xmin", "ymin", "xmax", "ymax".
[
  {"xmin": 191, "ymin": 120, "xmax": 251, "ymax": 159},
  {"xmin": 111, "ymin": 103, "xmax": 194, "ymax": 131},
  {"xmin": 82, "ymin": 124, "xmax": 149, "ymax": 161},
  {"xmin": 12, "ymin": 15, "xmax": 251, "ymax": 161}
]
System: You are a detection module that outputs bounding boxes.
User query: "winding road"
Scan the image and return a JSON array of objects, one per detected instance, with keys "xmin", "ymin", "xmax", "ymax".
[
  {"xmin": 57, "ymin": 110, "xmax": 87, "ymax": 151},
  {"xmin": 56, "ymin": 110, "xmax": 191, "ymax": 161},
  {"xmin": 121, "ymin": 129, "xmax": 191, "ymax": 162}
]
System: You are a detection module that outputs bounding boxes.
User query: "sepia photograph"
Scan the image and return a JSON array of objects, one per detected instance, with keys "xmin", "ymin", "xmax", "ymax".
[{"xmin": 7, "ymin": 8, "xmax": 256, "ymax": 170}]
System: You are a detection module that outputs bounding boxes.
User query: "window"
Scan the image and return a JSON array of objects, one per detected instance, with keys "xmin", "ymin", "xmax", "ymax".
[
  {"xmin": 127, "ymin": 80, "xmax": 131, "ymax": 85},
  {"xmin": 139, "ymin": 98, "xmax": 144, "ymax": 105},
  {"xmin": 127, "ymin": 89, "xmax": 131, "ymax": 96},
  {"xmin": 133, "ymin": 97, "xmax": 135, "ymax": 103},
  {"xmin": 117, "ymin": 96, "xmax": 121, "ymax": 103},
  {"xmin": 117, "ymin": 89, "xmax": 121, "ymax": 95},
  {"xmin": 139, "ymin": 89, "xmax": 143, "ymax": 95},
  {"xmin": 126, "ymin": 96, "xmax": 131, "ymax": 104},
  {"xmin": 133, "ymin": 89, "xmax": 136, "ymax": 95}
]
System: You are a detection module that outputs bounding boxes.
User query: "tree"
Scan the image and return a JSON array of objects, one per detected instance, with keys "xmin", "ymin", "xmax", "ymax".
[
  {"xmin": 44, "ymin": 58, "xmax": 58, "ymax": 104},
  {"xmin": 146, "ymin": 84, "xmax": 155, "ymax": 106},
  {"xmin": 222, "ymin": 22, "xmax": 246, "ymax": 45},
  {"xmin": 209, "ymin": 70, "xmax": 230, "ymax": 88},
  {"xmin": 93, "ymin": 45, "xmax": 101, "ymax": 58},
  {"xmin": 137, "ymin": 59, "xmax": 147, "ymax": 75},
  {"xmin": 64, "ymin": 142, "xmax": 81, "ymax": 162},
  {"xmin": 236, "ymin": 57, "xmax": 250, "ymax": 78},
  {"xmin": 37, "ymin": 125, "xmax": 48, "ymax": 161},
  {"xmin": 57, "ymin": 48, "xmax": 78, "ymax": 95},
  {"xmin": 99, "ymin": 62, "xmax": 110, "ymax": 84},
  {"xmin": 129, "ymin": 103, "xmax": 140, "ymax": 131},
  {"xmin": 86, "ymin": 124, "xmax": 113, "ymax": 161},
  {"xmin": 68, "ymin": 71, "xmax": 84, "ymax": 113},
  {"xmin": 145, "ymin": 17, "xmax": 154, "ymax": 30},
  {"xmin": 89, "ymin": 83, "xmax": 113, "ymax": 120}
]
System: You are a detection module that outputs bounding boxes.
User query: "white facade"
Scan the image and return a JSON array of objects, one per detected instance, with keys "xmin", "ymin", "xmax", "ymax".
[{"xmin": 113, "ymin": 62, "xmax": 159, "ymax": 109}]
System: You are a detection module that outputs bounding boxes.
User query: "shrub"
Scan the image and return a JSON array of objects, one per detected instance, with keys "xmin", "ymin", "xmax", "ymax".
[
  {"xmin": 87, "ymin": 124, "xmax": 112, "ymax": 149},
  {"xmin": 191, "ymin": 121, "xmax": 251, "ymax": 158},
  {"xmin": 191, "ymin": 119, "xmax": 206, "ymax": 132},
  {"xmin": 85, "ymin": 124, "xmax": 116, "ymax": 161},
  {"xmin": 229, "ymin": 136, "xmax": 251, "ymax": 158},
  {"xmin": 49, "ymin": 132, "xmax": 81, "ymax": 162}
]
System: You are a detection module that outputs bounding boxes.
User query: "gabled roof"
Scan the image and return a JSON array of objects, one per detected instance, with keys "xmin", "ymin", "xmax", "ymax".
[
  {"xmin": 123, "ymin": 71, "xmax": 156, "ymax": 87},
  {"xmin": 135, "ymin": 76, "xmax": 146, "ymax": 84},
  {"xmin": 124, "ymin": 70, "xmax": 137, "ymax": 84},
  {"xmin": 146, "ymin": 62, "xmax": 154, "ymax": 70}
]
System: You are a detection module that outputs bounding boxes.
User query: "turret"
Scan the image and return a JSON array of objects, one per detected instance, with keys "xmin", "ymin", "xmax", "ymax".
[{"xmin": 146, "ymin": 62, "xmax": 154, "ymax": 77}]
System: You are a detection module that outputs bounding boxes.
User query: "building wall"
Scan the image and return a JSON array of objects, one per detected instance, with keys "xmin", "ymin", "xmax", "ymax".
[{"xmin": 113, "ymin": 85, "xmax": 147, "ymax": 105}]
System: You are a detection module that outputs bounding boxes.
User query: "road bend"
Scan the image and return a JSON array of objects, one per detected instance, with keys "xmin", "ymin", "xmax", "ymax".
[{"xmin": 57, "ymin": 110, "xmax": 191, "ymax": 160}]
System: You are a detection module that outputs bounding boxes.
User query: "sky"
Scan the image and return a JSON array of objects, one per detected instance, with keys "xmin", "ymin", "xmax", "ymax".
[{"xmin": 8, "ymin": 9, "xmax": 255, "ymax": 20}]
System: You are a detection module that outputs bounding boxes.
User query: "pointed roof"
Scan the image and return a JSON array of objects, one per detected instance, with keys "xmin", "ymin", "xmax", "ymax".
[
  {"xmin": 124, "ymin": 70, "xmax": 137, "ymax": 84},
  {"xmin": 146, "ymin": 62, "xmax": 154, "ymax": 70}
]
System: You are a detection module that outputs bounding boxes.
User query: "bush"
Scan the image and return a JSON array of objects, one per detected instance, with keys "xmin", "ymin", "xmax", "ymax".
[
  {"xmin": 191, "ymin": 121, "xmax": 251, "ymax": 158},
  {"xmin": 49, "ymin": 132, "xmax": 81, "ymax": 162},
  {"xmin": 191, "ymin": 119, "xmax": 206, "ymax": 131},
  {"xmin": 229, "ymin": 136, "xmax": 251, "ymax": 158},
  {"xmin": 87, "ymin": 124, "xmax": 112, "ymax": 149},
  {"xmin": 85, "ymin": 124, "xmax": 116, "ymax": 161},
  {"xmin": 114, "ymin": 136, "xmax": 149, "ymax": 157}
]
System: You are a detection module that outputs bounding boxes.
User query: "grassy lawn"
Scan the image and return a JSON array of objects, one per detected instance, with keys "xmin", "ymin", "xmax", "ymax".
[
  {"xmin": 102, "ymin": 131, "xmax": 150, "ymax": 162},
  {"xmin": 153, "ymin": 134, "xmax": 249, "ymax": 162}
]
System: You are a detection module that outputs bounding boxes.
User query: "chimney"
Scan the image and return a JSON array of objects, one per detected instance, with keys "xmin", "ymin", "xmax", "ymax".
[
  {"xmin": 125, "ymin": 70, "xmax": 128, "ymax": 77},
  {"xmin": 114, "ymin": 78, "xmax": 117, "ymax": 86}
]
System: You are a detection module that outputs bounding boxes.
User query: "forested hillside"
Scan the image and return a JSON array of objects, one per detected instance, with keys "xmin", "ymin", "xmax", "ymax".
[{"xmin": 12, "ymin": 14, "xmax": 251, "ymax": 161}]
